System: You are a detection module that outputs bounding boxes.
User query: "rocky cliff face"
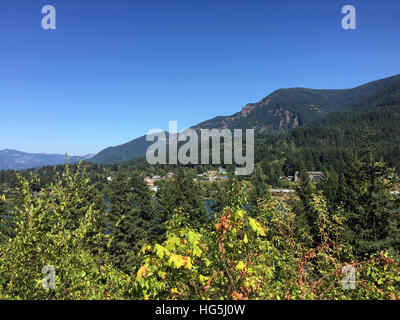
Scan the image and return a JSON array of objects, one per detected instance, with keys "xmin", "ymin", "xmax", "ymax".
[{"xmin": 191, "ymin": 90, "xmax": 308, "ymax": 134}]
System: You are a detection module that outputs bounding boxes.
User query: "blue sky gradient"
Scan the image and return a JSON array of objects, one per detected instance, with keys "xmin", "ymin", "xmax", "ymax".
[{"xmin": 1, "ymin": 0, "xmax": 399, "ymax": 155}]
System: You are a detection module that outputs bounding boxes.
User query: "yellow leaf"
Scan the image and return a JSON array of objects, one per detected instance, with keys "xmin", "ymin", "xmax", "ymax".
[
  {"xmin": 236, "ymin": 209, "xmax": 245, "ymax": 218},
  {"xmin": 259, "ymin": 226, "xmax": 266, "ymax": 237},
  {"xmin": 168, "ymin": 254, "xmax": 185, "ymax": 269},
  {"xmin": 171, "ymin": 287, "xmax": 179, "ymax": 294},
  {"xmin": 236, "ymin": 261, "xmax": 246, "ymax": 271},
  {"xmin": 136, "ymin": 265, "xmax": 149, "ymax": 280},
  {"xmin": 184, "ymin": 256, "xmax": 193, "ymax": 270},
  {"xmin": 248, "ymin": 217, "xmax": 266, "ymax": 237}
]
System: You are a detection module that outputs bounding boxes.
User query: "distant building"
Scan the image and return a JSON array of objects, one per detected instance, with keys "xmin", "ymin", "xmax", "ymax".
[
  {"xmin": 149, "ymin": 186, "xmax": 159, "ymax": 193},
  {"xmin": 207, "ymin": 170, "xmax": 218, "ymax": 181},
  {"xmin": 152, "ymin": 175, "xmax": 161, "ymax": 180},
  {"xmin": 294, "ymin": 171, "xmax": 323, "ymax": 183},
  {"xmin": 145, "ymin": 177, "xmax": 155, "ymax": 186},
  {"xmin": 270, "ymin": 189, "xmax": 296, "ymax": 194},
  {"xmin": 166, "ymin": 172, "xmax": 174, "ymax": 178},
  {"xmin": 218, "ymin": 168, "xmax": 227, "ymax": 175}
]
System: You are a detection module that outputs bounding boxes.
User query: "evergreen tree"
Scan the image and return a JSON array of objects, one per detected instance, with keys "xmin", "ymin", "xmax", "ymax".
[
  {"xmin": 296, "ymin": 164, "xmax": 313, "ymax": 205},
  {"xmin": 293, "ymin": 163, "xmax": 315, "ymax": 242},
  {"xmin": 0, "ymin": 194, "xmax": 9, "ymax": 244},
  {"xmin": 157, "ymin": 168, "xmax": 207, "ymax": 230},
  {"xmin": 318, "ymin": 167, "xmax": 340, "ymax": 208},
  {"xmin": 249, "ymin": 165, "xmax": 270, "ymax": 216},
  {"xmin": 333, "ymin": 148, "xmax": 400, "ymax": 258},
  {"xmin": 356, "ymin": 161, "xmax": 400, "ymax": 257},
  {"xmin": 131, "ymin": 174, "xmax": 153, "ymax": 221},
  {"xmin": 130, "ymin": 174, "xmax": 159, "ymax": 240},
  {"xmin": 106, "ymin": 169, "xmax": 148, "ymax": 273},
  {"xmin": 336, "ymin": 154, "xmax": 364, "ymax": 247}
]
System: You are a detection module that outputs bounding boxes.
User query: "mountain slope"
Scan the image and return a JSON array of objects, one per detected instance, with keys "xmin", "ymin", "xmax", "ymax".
[
  {"xmin": 192, "ymin": 74, "xmax": 400, "ymax": 134},
  {"xmin": 0, "ymin": 149, "xmax": 93, "ymax": 170},
  {"xmin": 90, "ymin": 135, "xmax": 156, "ymax": 165},
  {"xmin": 254, "ymin": 78, "xmax": 400, "ymax": 177},
  {"xmin": 90, "ymin": 74, "xmax": 400, "ymax": 165}
]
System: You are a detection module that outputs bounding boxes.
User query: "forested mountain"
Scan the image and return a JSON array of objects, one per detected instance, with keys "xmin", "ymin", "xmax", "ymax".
[
  {"xmin": 90, "ymin": 134, "xmax": 161, "ymax": 165},
  {"xmin": 193, "ymin": 74, "xmax": 400, "ymax": 133},
  {"xmin": 0, "ymin": 149, "xmax": 94, "ymax": 170},
  {"xmin": 254, "ymin": 75, "xmax": 400, "ymax": 180},
  {"xmin": 90, "ymin": 74, "xmax": 400, "ymax": 165}
]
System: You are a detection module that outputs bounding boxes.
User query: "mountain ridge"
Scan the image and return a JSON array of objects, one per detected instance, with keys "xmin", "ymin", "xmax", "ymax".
[
  {"xmin": 192, "ymin": 74, "xmax": 400, "ymax": 133},
  {"xmin": 3, "ymin": 74, "xmax": 399, "ymax": 169},
  {"xmin": 89, "ymin": 74, "xmax": 400, "ymax": 165},
  {"xmin": 0, "ymin": 149, "xmax": 94, "ymax": 171}
]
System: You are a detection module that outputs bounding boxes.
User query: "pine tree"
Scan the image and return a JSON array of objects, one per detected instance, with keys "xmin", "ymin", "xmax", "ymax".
[
  {"xmin": 157, "ymin": 168, "xmax": 207, "ymax": 231},
  {"xmin": 318, "ymin": 167, "xmax": 340, "ymax": 208},
  {"xmin": 296, "ymin": 164, "xmax": 313, "ymax": 205},
  {"xmin": 356, "ymin": 160, "xmax": 400, "ymax": 257},
  {"xmin": 0, "ymin": 194, "xmax": 9, "ymax": 244},
  {"xmin": 249, "ymin": 165, "xmax": 270, "ymax": 216},
  {"xmin": 130, "ymin": 174, "xmax": 160, "ymax": 241},
  {"xmin": 131, "ymin": 174, "xmax": 153, "ymax": 222},
  {"xmin": 294, "ymin": 163, "xmax": 315, "ymax": 241},
  {"xmin": 335, "ymin": 145, "xmax": 400, "ymax": 258},
  {"xmin": 106, "ymin": 169, "xmax": 148, "ymax": 273}
]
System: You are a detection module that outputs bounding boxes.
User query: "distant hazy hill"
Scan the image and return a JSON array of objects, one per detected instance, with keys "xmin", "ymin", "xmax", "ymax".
[
  {"xmin": 0, "ymin": 149, "xmax": 94, "ymax": 170},
  {"xmin": 90, "ymin": 74, "xmax": 400, "ymax": 165}
]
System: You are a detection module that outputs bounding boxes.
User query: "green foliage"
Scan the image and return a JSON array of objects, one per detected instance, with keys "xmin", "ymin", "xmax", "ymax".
[
  {"xmin": 136, "ymin": 181, "xmax": 400, "ymax": 300},
  {"xmin": 105, "ymin": 169, "xmax": 150, "ymax": 273},
  {"xmin": 157, "ymin": 169, "xmax": 208, "ymax": 230},
  {"xmin": 249, "ymin": 165, "xmax": 270, "ymax": 216},
  {"xmin": 1, "ymin": 161, "xmax": 399, "ymax": 300},
  {"xmin": 0, "ymin": 162, "xmax": 132, "ymax": 299},
  {"xmin": 318, "ymin": 152, "xmax": 400, "ymax": 259},
  {"xmin": 0, "ymin": 194, "xmax": 9, "ymax": 244}
]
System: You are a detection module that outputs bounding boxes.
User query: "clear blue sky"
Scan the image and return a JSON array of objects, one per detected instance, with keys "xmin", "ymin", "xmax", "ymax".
[{"xmin": 1, "ymin": 0, "xmax": 399, "ymax": 155}]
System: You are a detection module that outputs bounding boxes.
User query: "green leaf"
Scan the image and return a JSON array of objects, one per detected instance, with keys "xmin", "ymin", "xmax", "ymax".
[{"xmin": 154, "ymin": 244, "xmax": 170, "ymax": 259}]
